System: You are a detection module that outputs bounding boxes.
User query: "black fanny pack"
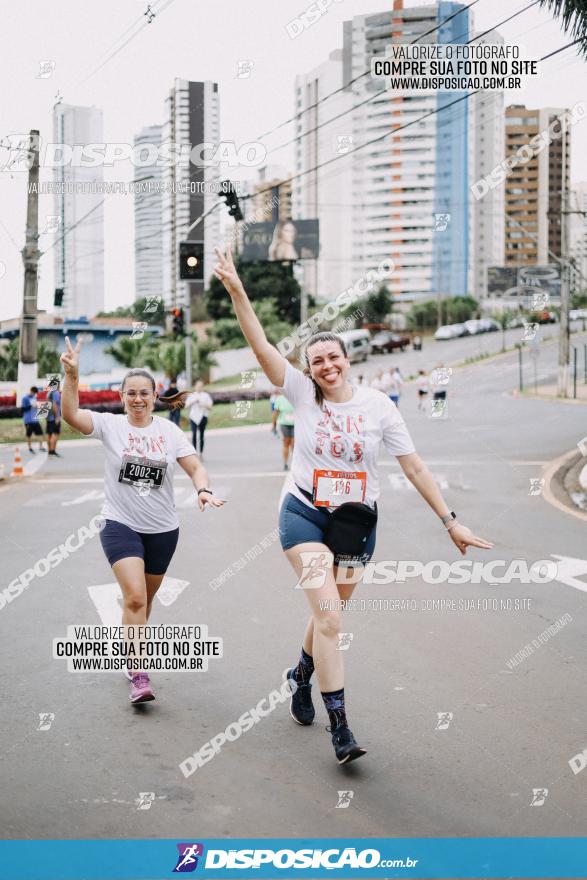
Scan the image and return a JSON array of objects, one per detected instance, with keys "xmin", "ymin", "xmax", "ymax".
[{"xmin": 296, "ymin": 485, "xmax": 378, "ymax": 559}]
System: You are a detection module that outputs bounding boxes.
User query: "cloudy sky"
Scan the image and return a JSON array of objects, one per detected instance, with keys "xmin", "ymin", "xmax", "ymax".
[{"xmin": 1, "ymin": 0, "xmax": 585, "ymax": 321}]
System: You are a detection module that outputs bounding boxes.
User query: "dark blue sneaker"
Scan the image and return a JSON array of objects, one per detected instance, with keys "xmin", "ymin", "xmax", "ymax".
[
  {"xmin": 330, "ymin": 726, "xmax": 366, "ymax": 764},
  {"xmin": 286, "ymin": 667, "xmax": 315, "ymax": 725}
]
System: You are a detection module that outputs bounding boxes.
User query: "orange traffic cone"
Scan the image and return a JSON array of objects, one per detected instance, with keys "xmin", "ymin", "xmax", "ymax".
[{"xmin": 11, "ymin": 446, "xmax": 24, "ymax": 477}]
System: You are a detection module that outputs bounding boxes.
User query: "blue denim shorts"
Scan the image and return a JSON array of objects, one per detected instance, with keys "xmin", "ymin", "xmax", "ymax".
[
  {"xmin": 278, "ymin": 492, "xmax": 377, "ymax": 562},
  {"xmin": 99, "ymin": 519, "xmax": 179, "ymax": 575}
]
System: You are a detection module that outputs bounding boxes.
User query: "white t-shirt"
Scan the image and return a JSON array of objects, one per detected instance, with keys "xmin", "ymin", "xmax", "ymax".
[
  {"xmin": 417, "ymin": 374, "xmax": 430, "ymax": 393},
  {"xmin": 281, "ymin": 361, "xmax": 416, "ymax": 510},
  {"xmin": 89, "ymin": 412, "xmax": 196, "ymax": 533},
  {"xmin": 185, "ymin": 391, "xmax": 213, "ymax": 425}
]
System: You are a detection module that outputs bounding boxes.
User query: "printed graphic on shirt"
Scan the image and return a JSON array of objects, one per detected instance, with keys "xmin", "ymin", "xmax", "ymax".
[
  {"xmin": 314, "ymin": 405, "xmax": 365, "ymax": 464},
  {"xmin": 122, "ymin": 432, "xmax": 168, "ymax": 459}
]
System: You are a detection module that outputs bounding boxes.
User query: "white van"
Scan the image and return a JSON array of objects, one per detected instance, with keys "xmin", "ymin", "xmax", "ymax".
[{"xmin": 338, "ymin": 329, "xmax": 372, "ymax": 363}]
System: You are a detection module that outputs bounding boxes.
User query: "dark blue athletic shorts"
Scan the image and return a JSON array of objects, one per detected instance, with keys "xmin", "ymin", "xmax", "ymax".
[
  {"xmin": 99, "ymin": 519, "xmax": 179, "ymax": 575},
  {"xmin": 278, "ymin": 492, "xmax": 376, "ymax": 562}
]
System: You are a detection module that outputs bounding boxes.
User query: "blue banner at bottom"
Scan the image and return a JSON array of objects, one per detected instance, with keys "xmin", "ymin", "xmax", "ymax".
[{"xmin": 0, "ymin": 838, "xmax": 586, "ymax": 879}]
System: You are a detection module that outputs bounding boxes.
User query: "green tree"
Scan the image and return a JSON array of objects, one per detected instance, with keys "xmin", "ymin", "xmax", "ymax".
[
  {"xmin": 205, "ymin": 258, "xmax": 306, "ymax": 323},
  {"xmin": 0, "ymin": 337, "xmax": 62, "ymax": 381},
  {"xmin": 143, "ymin": 336, "xmax": 217, "ymax": 384},
  {"xmin": 207, "ymin": 298, "xmax": 293, "ymax": 350},
  {"xmin": 96, "ymin": 297, "xmax": 165, "ymax": 326},
  {"xmin": 363, "ymin": 284, "xmax": 392, "ymax": 324},
  {"xmin": 407, "ymin": 300, "xmax": 439, "ymax": 331},
  {"xmin": 104, "ymin": 336, "xmax": 154, "ymax": 368},
  {"xmin": 538, "ymin": 1, "xmax": 587, "ymax": 56},
  {"xmin": 444, "ymin": 296, "xmax": 479, "ymax": 324}
]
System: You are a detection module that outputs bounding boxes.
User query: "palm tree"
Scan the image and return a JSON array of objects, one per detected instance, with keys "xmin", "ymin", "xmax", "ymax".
[
  {"xmin": 538, "ymin": 2, "xmax": 587, "ymax": 55},
  {"xmin": 104, "ymin": 336, "xmax": 153, "ymax": 368},
  {"xmin": 0, "ymin": 337, "xmax": 62, "ymax": 381}
]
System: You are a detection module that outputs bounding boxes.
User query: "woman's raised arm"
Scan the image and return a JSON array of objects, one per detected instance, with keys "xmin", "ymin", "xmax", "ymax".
[{"xmin": 213, "ymin": 245, "xmax": 287, "ymax": 387}]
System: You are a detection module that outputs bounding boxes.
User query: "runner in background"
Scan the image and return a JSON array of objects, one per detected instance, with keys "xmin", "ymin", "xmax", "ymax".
[
  {"xmin": 22, "ymin": 386, "xmax": 45, "ymax": 454},
  {"xmin": 47, "ymin": 380, "xmax": 62, "ymax": 456},
  {"xmin": 185, "ymin": 380, "xmax": 213, "ymax": 458},
  {"xmin": 416, "ymin": 370, "xmax": 430, "ymax": 411},
  {"xmin": 386, "ymin": 367, "xmax": 403, "ymax": 407},
  {"xmin": 272, "ymin": 391, "xmax": 295, "ymax": 471}
]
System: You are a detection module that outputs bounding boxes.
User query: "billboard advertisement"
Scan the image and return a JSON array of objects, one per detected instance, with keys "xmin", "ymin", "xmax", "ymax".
[
  {"xmin": 241, "ymin": 219, "xmax": 319, "ymax": 262},
  {"xmin": 488, "ymin": 264, "xmax": 561, "ymax": 302}
]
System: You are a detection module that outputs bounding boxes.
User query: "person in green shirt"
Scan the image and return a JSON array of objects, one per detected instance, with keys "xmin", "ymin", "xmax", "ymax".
[{"xmin": 271, "ymin": 393, "xmax": 295, "ymax": 471}]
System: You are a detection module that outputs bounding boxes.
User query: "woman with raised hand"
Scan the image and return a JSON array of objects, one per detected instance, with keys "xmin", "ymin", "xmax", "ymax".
[
  {"xmin": 213, "ymin": 246, "xmax": 493, "ymax": 765},
  {"xmin": 60, "ymin": 336, "xmax": 225, "ymax": 705}
]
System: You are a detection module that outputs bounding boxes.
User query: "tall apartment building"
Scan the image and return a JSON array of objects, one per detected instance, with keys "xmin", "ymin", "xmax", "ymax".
[
  {"xmin": 344, "ymin": 2, "xmax": 474, "ymax": 302},
  {"xmin": 468, "ymin": 34, "xmax": 505, "ymax": 298},
  {"xmin": 293, "ymin": 49, "xmax": 354, "ymax": 301},
  {"xmin": 253, "ymin": 164, "xmax": 293, "ymax": 222},
  {"xmin": 53, "ymin": 103, "xmax": 104, "ymax": 319},
  {"xmin": 134, "ymin": 124, "xmax": 164, "ymax": 301},
  {"xmin": 569, "ymin": 181, "xmax": 587, "ymax": 292},
  {"xmin": 293, "ymin": 3, "xmax": 504, "ymax": 304},
  {"xmin": 504, "ymin": 105, "xmax": 571, "ymax": 268},
  {"xmin": 161, "ymin": 79, "xmax": 220, "ymax": 312}
]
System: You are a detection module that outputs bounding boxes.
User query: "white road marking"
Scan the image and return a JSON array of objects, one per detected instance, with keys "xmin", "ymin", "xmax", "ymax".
[
  {"xmin": 550, "ymin": 555, "xmax": 587, "ymax": 594},
  {"xmin": 87, "ymin": 576, "xmax": 190, "ymax": 625},
  {"xmin": 61, "ymin": 489, "xmax": 105, "ymax": 506},
  {"xmin": 388, "ymin": 473, "xmax": 449, "ymax": 491}
]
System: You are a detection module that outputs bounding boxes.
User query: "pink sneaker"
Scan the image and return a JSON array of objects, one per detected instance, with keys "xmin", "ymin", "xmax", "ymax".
[{"xmin": 129, "ymin": 672, "xmax": 155, "ymax": 703}]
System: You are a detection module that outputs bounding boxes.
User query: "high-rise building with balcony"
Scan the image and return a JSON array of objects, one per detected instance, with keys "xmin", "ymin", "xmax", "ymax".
[
  {"xmin": 134, "ymin": 124, "xmax": 164, "ymax": 301},
  {"xmin": 53, "ymin": 103, "xmax": 104, "ymax": 319},
  {"xmin": 504, "ymin": 105, "xmax": 571, "ymax": 268}
]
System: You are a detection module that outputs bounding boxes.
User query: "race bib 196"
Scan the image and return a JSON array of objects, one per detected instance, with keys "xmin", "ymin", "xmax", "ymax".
[{"xmin": 312, "ymin": 469, "xmax": 366, "ymax": 508}]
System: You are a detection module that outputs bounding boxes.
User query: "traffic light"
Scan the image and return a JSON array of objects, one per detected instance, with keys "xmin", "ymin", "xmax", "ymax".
[
  {"xmin": 179, "ymin": 241, "xmax": 204, "ymax": 280},
  {"xmin": 54, "ymin": 288, "xmax": 64, "ymax": 307},
  {"xmin": 220, "ymin": 180, "xmax": 244, "ymax": 222},
  {"xmin": 171, "ymin": 307, "xmax": 185, "ymax": 336}
]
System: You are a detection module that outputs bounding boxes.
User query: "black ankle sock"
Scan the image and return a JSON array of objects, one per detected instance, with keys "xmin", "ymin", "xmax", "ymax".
[
  {"xmin": 294, "ymin": 647, "xmax": 314, "ymax": 685},
  {"xmin": 321, "ymin": 687, "xmax": 348, "ymax": 731}
]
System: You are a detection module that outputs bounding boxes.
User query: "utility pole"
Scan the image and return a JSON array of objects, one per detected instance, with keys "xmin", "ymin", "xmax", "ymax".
[
  {"xmin": 17, "ymin": 130, "xmax": 41, "ymax": 404},
  {"xmin": 558, "ymin": 128, "xmax": 570, "ymax": 397}
]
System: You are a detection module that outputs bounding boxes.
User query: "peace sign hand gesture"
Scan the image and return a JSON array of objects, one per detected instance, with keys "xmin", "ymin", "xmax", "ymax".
[
  {"xmin": 60, "ymin": 336, "xmax": 82, "ymax": 378},
  {"xmin": 213, "ymin": 245, "xmax": 244, "ymax": 299}
]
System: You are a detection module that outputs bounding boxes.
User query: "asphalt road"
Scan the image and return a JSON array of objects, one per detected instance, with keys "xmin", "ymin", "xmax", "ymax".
[{"xmin": 1, "ymin": 333, "xmax": 587, "ymax": 844}]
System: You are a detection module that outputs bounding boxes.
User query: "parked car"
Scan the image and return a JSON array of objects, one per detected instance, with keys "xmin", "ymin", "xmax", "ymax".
[
  {"xmin": 338, "ymin": 329, "xmax": 372, "ymax": 363},
  {"xmin": 570, "ymin": 309, "xmax": 587, "ymax": 321},
  {"xmin": 434, "ymin": 323, "xmax": 467, "ymax": 340},
  {"xmin": 479, "ymin": 318, "xmax": 501, "ymax": 332},
  {"xmin": 370, "ymin": 331, "xmax": 411, "ymax": 354},
  {"xmin": 464, "ymin": 319, "xmax": 483, "ymax": 335},
  {"xmin": 507, "ymin": 315, "xmax": 526, "ymax": 329}
]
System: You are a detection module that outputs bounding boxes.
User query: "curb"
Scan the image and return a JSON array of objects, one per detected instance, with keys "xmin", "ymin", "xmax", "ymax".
[{"xmin": 542, "ymin": 448, "xmax": 587, "ymax": 524}]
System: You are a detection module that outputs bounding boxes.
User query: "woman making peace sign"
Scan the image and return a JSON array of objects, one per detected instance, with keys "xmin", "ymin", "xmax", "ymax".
[{"xmin": 60, "ymin": 336, "xmax": 225, "ymax": 704}]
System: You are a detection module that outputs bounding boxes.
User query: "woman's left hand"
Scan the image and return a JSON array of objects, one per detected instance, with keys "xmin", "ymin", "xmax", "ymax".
[
  {"xmin": 198, "ymin": 491, "xmax": 226, "ymax": 512},
  {"xmin": 447, "ymin": 523, "xmax": 493, "ymax": 556}
]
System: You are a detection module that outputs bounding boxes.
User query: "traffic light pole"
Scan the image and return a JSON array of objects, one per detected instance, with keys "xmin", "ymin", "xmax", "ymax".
[{"xmin": 181, "ymin": 201, "xmax": 224, "ymax": 387}]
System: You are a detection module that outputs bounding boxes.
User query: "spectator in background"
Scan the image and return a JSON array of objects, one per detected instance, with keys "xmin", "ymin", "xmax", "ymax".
[
  {"xmin": 160, "ymin": 378, "xmax": 181, "ymax": 426},
  {"xmin": 22, "ymin": 386, "xmax": 45, "ymax": 454},
  {"xmin": 413, "ymin": 334, "xmax": 422, "ymax": 352},
  {"xmin": 185, "ymin": 380, "xmax": 213, "ymax": 458},
  {"xmin": 47, "ymin": 379, "xmax": 62, "ymax": 456}
]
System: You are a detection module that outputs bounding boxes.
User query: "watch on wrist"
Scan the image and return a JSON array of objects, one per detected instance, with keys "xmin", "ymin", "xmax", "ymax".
[
  {"xmin": 198, "ymin": 487, "xmax": 213, "ymax": 496},
  {"xmin": 441, "ymin": 511, "xmax": 456, "ymax": 527}
]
